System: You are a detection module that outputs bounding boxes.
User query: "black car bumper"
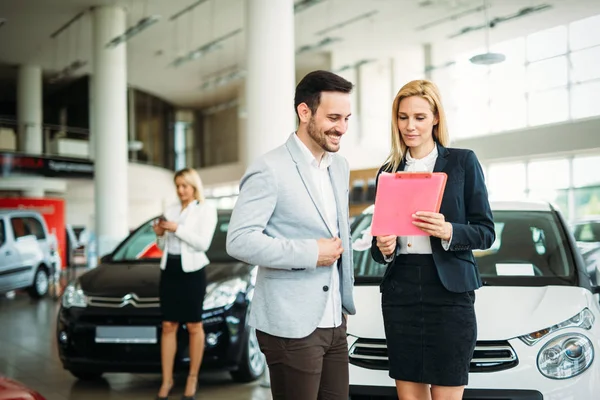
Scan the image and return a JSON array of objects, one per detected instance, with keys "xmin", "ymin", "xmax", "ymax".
[
  {"xmin": 57, "ymin": 303, "xmax": 249, "ymax": 374},
  {"xmin": 349, "ymin": 386, "xmax": 543, "ymax": 400}
]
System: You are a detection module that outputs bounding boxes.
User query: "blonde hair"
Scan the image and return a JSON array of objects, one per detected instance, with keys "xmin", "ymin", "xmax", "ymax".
[
  {"xmin": 384, "ymin": 79, "xmax": 450, "ymax": 172},
  {"xmin": 174, "ymin": 168, "xmax": 205, "ymax": 203}
]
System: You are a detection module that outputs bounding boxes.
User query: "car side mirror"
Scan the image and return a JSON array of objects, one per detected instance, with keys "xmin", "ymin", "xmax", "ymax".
[{"xmin": 100, "ymin": 254, "xmax": 112, "ymax": 264}]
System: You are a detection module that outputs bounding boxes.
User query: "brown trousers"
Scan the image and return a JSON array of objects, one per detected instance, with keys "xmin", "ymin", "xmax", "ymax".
[{"xmin": 256, "ymin": 318, "xmax": 348, "ymax": 400}]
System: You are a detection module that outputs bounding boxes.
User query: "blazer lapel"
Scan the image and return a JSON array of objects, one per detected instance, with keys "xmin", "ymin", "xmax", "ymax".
[
  {"xmin": 433, "ymin": 142, "xmax": 449, "ymax": 172},
  {"xmin": 286, "ymin": 134, "xmax": 335, "ymax": 236},
  {"xmin": 328, "ymin": 159, "xmax": 347, "ymax": 225}
]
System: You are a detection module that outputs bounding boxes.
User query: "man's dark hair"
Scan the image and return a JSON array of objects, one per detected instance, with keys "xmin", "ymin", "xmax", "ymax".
[{"xmin": 294, "ymin": 70, "xmax": 353, "ymax": 118}]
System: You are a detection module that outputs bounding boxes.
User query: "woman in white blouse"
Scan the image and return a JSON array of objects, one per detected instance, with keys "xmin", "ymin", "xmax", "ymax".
[{"xmin": 153, "ymin": 168, "xmax": 218, "ymax": 400}]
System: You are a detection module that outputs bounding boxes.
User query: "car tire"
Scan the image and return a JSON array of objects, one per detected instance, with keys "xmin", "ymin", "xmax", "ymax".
[
  {"xmin": 230, "ymin": 327, "xmax": 266, "ymax": 383},
  {"xmin": 28, "ymin": 266, "xmax": 49, "ymax": 298},
  {"xmin": 69, "ymin": 370, "xmax": 103, "ymax": 381}
]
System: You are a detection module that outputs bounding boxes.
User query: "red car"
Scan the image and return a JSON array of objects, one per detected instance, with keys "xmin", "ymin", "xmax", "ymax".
[{"xmin": 0, "ymin": 376, "xmax": 46, "ymax": 400}]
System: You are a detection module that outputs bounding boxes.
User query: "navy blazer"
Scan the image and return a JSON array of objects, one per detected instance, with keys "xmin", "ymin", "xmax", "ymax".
[{"xmin": 371, "ymin": 143, "xmax": 496, "ymax": 293}]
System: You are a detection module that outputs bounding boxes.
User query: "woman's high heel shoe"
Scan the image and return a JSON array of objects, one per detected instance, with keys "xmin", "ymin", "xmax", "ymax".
[
  {"xmin": 156, "ymin": 381, "xmax": 173, "ymax": 400},
  {"xmin": 181, "ymin": 375, "xmax": 198, "ymax": 400}
]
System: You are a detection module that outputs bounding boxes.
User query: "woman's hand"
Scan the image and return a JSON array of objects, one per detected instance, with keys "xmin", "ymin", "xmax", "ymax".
[
  {"xmin": 412, "ymin": 211, "xmax": 452, "ymax": 241},
  {"xmin": 152, "ymin": 222, "xmax": 166, "ymax": 236},
  {"xmin": 376, "ymin": 235, "xmax": 397, "ymax": 256},
  {"xmin": 159, "ymin": 221, "xmax": 178, "ymax": 233}
]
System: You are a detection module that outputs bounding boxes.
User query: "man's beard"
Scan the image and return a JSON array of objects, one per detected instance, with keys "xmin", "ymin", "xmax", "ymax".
[{"xmin": 307, "ymin": 117, "xmax": 341, "ymax": 153}]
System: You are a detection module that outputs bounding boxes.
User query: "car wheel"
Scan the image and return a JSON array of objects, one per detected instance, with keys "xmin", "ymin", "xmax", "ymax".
[
  {"xmin": 230, "ymin": 327, "xmax": 266, "ymax": 383},
  {"xmin": 28, "ymin": 267, "xmax": 49, "ymax": 298},
  {"xmin": 69, "ymin": 370, "xmax": 103, "ymax": 381}
]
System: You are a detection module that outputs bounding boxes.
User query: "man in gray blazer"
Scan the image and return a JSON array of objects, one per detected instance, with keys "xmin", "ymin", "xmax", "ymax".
[{"xmin": 226, "ymin": 70, "xmax": 356, "ymax": 400}]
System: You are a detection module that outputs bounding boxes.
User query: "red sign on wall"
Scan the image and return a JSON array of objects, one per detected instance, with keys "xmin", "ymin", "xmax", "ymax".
[{"xmin": 0, "ymin": 198, "xmax": 66, "ymax": 269}]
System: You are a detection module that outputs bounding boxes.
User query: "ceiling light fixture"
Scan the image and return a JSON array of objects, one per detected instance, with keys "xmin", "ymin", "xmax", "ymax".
[
  {"xmin": 170, "ymin": 28, "xmax": 242, "ymax": 68},
  {"xmin": 334, "ymin": 58, "xmax": 376, "ymax": 73},
  {"xmin": 296, "ymin": 37, "xmax": 342, "ymax": 55},
  {"xmin": 294, "ymin": 0, "xmax": 326, "ymax": 14},
  {"xmin": 469, "ymin": 0, "xmax": 505, "ymax": 65},
  {"xmin": 49, "ymin": 60, "xmax": 88, "ymax": 84},
  {"xmin": 199, "ymin": 69, "xmax": 247, "ymax": 91},
  {"xmin": 106, "ymin": 14, "xmax": 161, "ymax": 48},
  {"xmin": 202, "ymin": 99, "xmax": 239, "ymax": 116},
  {"xmin": 169, "ymin": 0, "xmax": 209, "ymax": 21},
  {"xmin": 316, "ymin": 10, "xmax": 378, "ymax": 36}
]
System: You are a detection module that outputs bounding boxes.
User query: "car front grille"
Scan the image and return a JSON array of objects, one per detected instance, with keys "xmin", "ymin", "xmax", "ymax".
[
  {"xmin": 87, "ymin": 294, "xmax": 160, "ymax": 308},
  {"xmin": 349, "ymin": 339, "xmax": 518, "ymax": 373}
]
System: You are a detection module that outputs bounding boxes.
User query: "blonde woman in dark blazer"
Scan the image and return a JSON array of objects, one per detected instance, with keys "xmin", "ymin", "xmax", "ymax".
[{"xmin": 153, "ymin": 168, "xmax": 217, "ymax": 400}]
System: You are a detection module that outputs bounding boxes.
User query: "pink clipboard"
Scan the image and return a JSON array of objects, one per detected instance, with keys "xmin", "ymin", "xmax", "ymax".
[{"xmin": 371, "ymin": 172, "xmax": 447, "ymax": 236}]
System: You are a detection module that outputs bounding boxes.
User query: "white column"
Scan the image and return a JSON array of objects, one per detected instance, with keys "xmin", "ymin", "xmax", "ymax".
[
  {"xmin": 244, "ymin": 0, "xmax": 295, "ymax": 166},
  {"xmin": 17, "ymin": 65, "xmax": 43, "ymax": 154},
  {"xmin": 91, "ymin": 6, "xmax": 129, "ymax": 257}
]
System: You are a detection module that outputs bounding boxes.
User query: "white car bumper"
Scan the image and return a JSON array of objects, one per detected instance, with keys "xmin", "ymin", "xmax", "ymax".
[{"xmin": 348, "ymin": 334, "xmax": 600, "ymax": 399}]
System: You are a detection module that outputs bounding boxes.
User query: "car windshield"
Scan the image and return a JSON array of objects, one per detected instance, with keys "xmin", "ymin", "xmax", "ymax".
[
  {"xmin": 110, "ymin": 211, "xmax": 235, "ymax": 263},
  {"xmin": 352, "ymin": 209, "xmax": 577, "ymax": 286},
  {"xmin": 573, "ymin": 221, "xmax": 600, "ymax": 243}
]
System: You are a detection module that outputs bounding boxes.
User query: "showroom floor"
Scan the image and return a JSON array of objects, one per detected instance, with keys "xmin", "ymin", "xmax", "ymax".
[{"xmin": 0, "ymin": 292, "xmax": 272, "ymax": 400}]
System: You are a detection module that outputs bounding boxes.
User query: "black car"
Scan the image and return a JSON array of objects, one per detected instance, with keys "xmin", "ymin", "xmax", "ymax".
[{"xmin": 56, "ymin": 210, "xmax": 265, "ymax": 382}]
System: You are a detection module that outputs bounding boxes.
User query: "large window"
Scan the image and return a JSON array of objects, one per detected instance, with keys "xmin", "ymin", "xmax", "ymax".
[
  {"xmin": 486, "ymin": 154, "xmax": 600, "ymax": 222},
  {"xmin": 432, "ymin": 14, "xmax": 600, "ymax": 138}
]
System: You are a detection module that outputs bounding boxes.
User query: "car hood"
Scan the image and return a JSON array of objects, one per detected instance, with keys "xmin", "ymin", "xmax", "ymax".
[
  {"xmin": 78, "ymin": 261, "xmax": 254, "ymax": 297},
  {"xmin": 348, "ymin": 285, "xmax": 594, "ymax": 341}
]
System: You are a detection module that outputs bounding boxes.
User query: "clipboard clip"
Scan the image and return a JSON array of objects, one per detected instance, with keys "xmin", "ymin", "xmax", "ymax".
[{"xmin": 394, "ymin": 172, "xmax": 432, "ymax": 179}]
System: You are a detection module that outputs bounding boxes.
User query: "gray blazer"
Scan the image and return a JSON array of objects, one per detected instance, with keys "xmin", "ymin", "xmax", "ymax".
[{"xmin": 226, "ymin": 133, "xmax": 356, "ymax": 339}]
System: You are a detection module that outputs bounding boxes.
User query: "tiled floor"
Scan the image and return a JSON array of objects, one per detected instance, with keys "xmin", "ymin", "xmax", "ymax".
[{"xmin": 0, "ymin": 292, "xmax": 272, "ymax": 400}]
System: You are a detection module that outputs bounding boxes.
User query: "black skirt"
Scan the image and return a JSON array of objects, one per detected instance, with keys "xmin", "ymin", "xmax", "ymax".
[
  {"xmin": 381, "ymin": 254, "xmax": 476, "ymax": 386},
  {"xmin": 159, "ymin": 254, "xmax": 207, "ymax": 323}
]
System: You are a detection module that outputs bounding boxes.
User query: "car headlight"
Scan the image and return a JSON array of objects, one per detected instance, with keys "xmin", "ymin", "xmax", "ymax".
[
  {"xmin": 62, "ymin": 282, "xmax": 88, "ymax": 308},
  {"xmin": 519, "ymin": 308, "xmax": 595, "ymax": 346},
  {"xmin": 203, "ymin": 277, "xmax": 248, "ymax": 310},
  {"xmin": 537, "ymin": 333, "xmax": 594, "ymax": 379}
]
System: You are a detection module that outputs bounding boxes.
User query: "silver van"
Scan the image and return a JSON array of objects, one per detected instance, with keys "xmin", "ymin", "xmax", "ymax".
[{"xmin": 0, "ymin": 209, "xmax": 54, "ymax": 298}]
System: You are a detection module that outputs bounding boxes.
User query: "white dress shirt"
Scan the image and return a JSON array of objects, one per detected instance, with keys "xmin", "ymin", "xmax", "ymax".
[
  {"xmin": 165, "ymin": 200, "xmax": 197, "ymax": 255},
  {"xmin": 293, "ymin": 133, "xmax": 343, "ymax": 328}
]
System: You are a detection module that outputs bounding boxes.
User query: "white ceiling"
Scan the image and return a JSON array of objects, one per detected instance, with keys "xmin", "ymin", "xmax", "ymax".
[{"xmin": 0, "ymin": 0, "xmax": 599, "ymax": 109}]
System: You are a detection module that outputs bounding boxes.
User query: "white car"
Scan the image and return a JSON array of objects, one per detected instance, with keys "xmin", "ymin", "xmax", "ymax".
[{"xmin": 348, "ymin": 201, "xmax": 600, "ymax": 400}]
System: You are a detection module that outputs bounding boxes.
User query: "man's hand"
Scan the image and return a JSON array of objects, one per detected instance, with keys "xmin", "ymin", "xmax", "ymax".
[
  {"xmin": 376, "ymin": 235, "xmax": 397, "ymax": 256},
  {"xmin": 317, "ymin": 237, "xmax": 343, "ymax": 267}
]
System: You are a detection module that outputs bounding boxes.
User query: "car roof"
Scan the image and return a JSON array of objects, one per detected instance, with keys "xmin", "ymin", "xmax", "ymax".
[
  {"xmin": 360, "ymin": 200, "xmax": 554, "ymax": 215},
  {"xmin": 0, "ymin": 208, "xmax": 43, "ymax": 217}
]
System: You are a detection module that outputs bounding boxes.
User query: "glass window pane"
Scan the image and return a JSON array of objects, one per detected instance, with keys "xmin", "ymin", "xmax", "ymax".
[
  {"xmin": 527, "ymin": 56, "xmax": 568, "ymax": 92},
  {"xmin": 570, "ymin": 14, "xmax": 600, "ymax": 51},
  {"xmin": 528, "ymin": 159, "xmax": 570, "ymax": 190},
  {"xmin": 527, "ymin": 25, "xmax": 568, "ymax": 62},
  {"xmin": 528, "ymin": 87, "xmax": 569, "ymax": 126},
  {"xmin": 571, "ymin": 81, "xmax": 600, "ymax": 119},
  {"xmin": 573, "ymin": 185, "xmax": 600, "ymax": 219},
  {"xmin": 491, "ymin": 37, "xmax": 526, "ymax": 66},
  {"xmin": 573, "ymin": 155, "xmax": 600, "ymax": 188},
  {"xmin": 570, "ymin": 46, "xmax": 600, "ymax": 83},
  {"xmin": 488, "ymin": 162, "xmax": 526, "ymax": 200},
  {"xmin": 490, "ymin": 64, "xmax": 526, "ymax": 97},
  {"xmin": 454, "ymin": 102, "xmax": 491, "ymax": 138},
  {"xmin": 528, "ymin": 189, "xmax": 569, "ymax": 218},
  {"xmin": 490, "ymin": 94, "xmax": 527, "ymax": 132}
]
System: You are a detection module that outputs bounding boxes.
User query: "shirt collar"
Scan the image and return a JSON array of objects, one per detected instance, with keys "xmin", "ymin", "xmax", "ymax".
[
  {"xmin": 406, "ymin": 144, "xmax": 438, "ymax": 165},
  {"xmin": 293, "ymin": 132, "xmax": 332, "ymax": 169}
]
